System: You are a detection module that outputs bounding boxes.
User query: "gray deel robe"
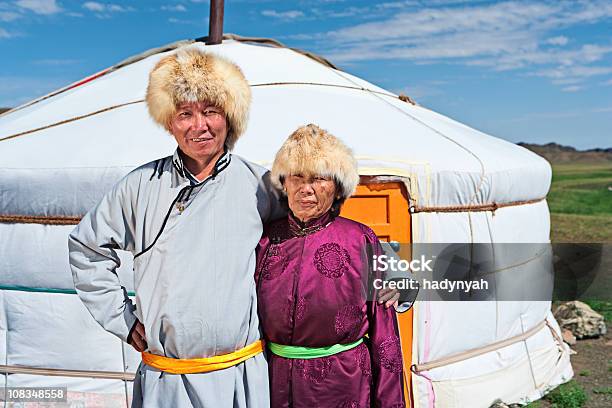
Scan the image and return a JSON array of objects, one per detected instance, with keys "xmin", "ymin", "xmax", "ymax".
[{"xmin": 69, "ymin": 149, "xmax": 282, "ymax": 407}]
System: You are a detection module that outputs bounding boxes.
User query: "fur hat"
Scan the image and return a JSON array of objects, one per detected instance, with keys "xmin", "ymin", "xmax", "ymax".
[
  {"xmin": 271, "ymin": 124, "xmax": 359, "ymax": 200},
  {"xmin": 146, "ymin": 48, "xmax": 251, "ymax": 150}
]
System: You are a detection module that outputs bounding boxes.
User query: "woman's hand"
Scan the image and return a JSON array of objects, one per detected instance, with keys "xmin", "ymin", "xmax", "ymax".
[
  {"xmin": 128, "ymin": 321, "xmax": 148, "ymax": 352},
  {"xmin": 378, "ymin": 288, "xmax": 400, "ymax": 309}
]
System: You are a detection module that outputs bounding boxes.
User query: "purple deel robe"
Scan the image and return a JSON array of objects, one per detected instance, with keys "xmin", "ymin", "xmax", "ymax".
[{"xmin": 256, "ymin": 211, "xmax": 405, "ymax": 408}]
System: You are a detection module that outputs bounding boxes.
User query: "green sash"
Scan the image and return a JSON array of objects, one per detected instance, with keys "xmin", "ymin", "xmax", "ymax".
[{"xmin": 268, "ymin": 338, "xmax": 364, "ymax": 359}]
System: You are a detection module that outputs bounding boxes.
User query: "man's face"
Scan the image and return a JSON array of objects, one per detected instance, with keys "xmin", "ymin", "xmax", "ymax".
[{"xmin": 168, "ymin": 101, "xmax": 228, "ymax": 162}]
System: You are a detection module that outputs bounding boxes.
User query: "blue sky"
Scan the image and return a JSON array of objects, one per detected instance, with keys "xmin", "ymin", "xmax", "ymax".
[{"xmin": 1, "ymin": 0, "xmax": 611, "ymax": 149}]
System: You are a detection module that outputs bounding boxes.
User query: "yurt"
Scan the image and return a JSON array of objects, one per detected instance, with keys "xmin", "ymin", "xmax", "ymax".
[{"xmin": 0, "ymin": 35, "xmax": 573, "ymax": 407}]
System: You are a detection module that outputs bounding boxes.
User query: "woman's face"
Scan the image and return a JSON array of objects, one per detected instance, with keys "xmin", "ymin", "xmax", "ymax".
[
  {"xmin": 168, "ymin": 101, "xmax": 228, "ymax": 163},
  {"xmin": 284, "ymin": 174, "xmax": 338, "ymax": 223}
]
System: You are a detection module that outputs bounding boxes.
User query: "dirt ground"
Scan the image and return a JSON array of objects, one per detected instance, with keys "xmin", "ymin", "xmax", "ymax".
[
  {"xmin": 535, "ymin": 321, "xmax": 612, "ymax": 407},
  {"xmin": 566, "ymin": 321, "xmax": 612, "ymax": 407}
]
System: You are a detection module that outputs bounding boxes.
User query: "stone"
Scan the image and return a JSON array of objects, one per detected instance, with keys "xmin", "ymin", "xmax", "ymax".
[
  {"xmin": 488, "ymin": 400, "xmax": 522, "ymax": 408},
  {"xmin": 554, "ymin": 301, "xmax": 607, "ymax": 339},
  {"xmin": 561, "ymin": 328, "xmax": 577, "ymax": 345}
]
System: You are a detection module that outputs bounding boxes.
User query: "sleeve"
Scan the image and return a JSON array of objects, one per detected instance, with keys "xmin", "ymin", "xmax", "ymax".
[
  {"xmin": 254, "ymin": 234, "xmax": 271, "ymax": 287},
  {"xmin": 258, "ymin": 170, "xmax": 286, "ymax": 223},
  {"xmin": 241, "ymin": 159, "xmax": 286, "ymax": 223},
  {"xmin": 68, "ymin": 174, "xmax": 138, "ymax": 343},
  {"xmin": 365, "ymin": 231, "xmax": 406, "ymax": 408}
]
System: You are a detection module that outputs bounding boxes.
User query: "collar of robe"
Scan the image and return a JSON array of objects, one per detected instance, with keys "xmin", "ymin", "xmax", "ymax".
[
  {"xmin": 287, "ymin": 210, "xmax": 334, "ymax": 237},
  {"xmin": 135, "ymin": 146, "xmax": 231, "ymax": 259},
  {"xmin": 172, "ymin": 145, "xmax": 231, "ymax": 185}
]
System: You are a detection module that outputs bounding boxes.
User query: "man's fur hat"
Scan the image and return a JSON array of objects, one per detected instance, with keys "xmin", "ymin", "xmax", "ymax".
[
  {"xmin": 271, "ymin": 124, "xmax": 359, "ymax": 200},
  {"xmin": 146, "ymin": 48, "xmax": 251, "ymax": 150}
]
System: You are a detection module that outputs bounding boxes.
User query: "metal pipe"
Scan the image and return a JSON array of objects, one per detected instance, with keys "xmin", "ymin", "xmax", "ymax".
[{"xmin": 207, "ymin": 0, "xmax": 225, "ymax": 45}]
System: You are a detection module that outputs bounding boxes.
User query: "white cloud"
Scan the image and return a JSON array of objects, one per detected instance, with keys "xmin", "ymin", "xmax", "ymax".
[
  {"xmin": 323, "ymin": 6, "xmax": 369, "ymax": 18},
  {"xmin": 168, "ymin": 17, "xmax": 183, "ymax": 24},
  {"xmin": 592, "ymin": 106, "xmax": 612, "ymax": 112},
  {"xmin": 280, "ymin": 32, "xmax": 324, "ymax": 41},
  {"xmin": 15, "ymin": 0, "xmax": 61, "ymax": 15},
  {"xmin": 465, "ymin": 44, "xmax": 612, "ymax": 72},
  {"xmin": 425, "ymin": 0, "xmax": 490, "ymax": 5},
  {"xmin": 310, "ymin": 0, "xmax": 419, "ymax": 19},
  {"xmin": 328, "ymin": 29, "xmax": 540, "ymax": 63},
  {"xmin": 552, "ymin": 77, "xmax": 584, "ymax": 85},
  {"xmin": 376, "ymin": 2, "xmax": 408, "ymax": 9},
  {"xmin": 0, "ymin": 11, "xmax": 21, "ymax": 21},
  {"xmin": 561, "ymin": 85, "xmax": 583, "ymax": 92},
  {"xmin": 261, "ymin": 10, "xmax": 304, "ymax": 20},
  {"xmin": 82, "ymin": 2, "xmax": 104, "ymax": 12},
  {"xmin": 161, "ymin": 5, "xmax": 187, "ymax": 12},
  {"xmin": 107, "ymin": 4, "xmax": 126, "ymax": 12},
  {"xmin": 302, "ymin": 1, "xmax": 612, "ymax": 90},
  {"xmin": 532, "ymin": 62, "xmax": 612, "ymax": 88},
  {"xmin": 535, "ymin": 64, "xmax": 612, "ymax": 80},
  {"xmin": 168, "ymin": 16, "xmax": 207, "ymax": 25},
  {"xmin": 320, "ymin": 1, "xmax": 612, "ymax": 57},
  {"xmin": 545, "ymin": 36, "xmax": 568, "ymax": 46},
  {"xmin": 326, "ymin": 2, "xmax": 561, "ymax": 44},
  {"xmin": 82, "ymin": 2, "xmax": 132, "ymax": 13},
  {"xmin": 0, "ymin": 27, "xmax": 12, "ymax": 38}
]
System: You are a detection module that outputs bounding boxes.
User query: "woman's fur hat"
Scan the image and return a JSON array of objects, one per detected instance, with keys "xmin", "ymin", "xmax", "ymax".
[
  {"xmin": 146, "ymin": 48, "xmax": 251, "ymax": 150},
  {"xmin": 271, "ymin": 124, "xmax": 359, "ymax": 200}
]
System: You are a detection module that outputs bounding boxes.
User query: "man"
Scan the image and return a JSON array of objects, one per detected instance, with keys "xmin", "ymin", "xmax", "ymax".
[{"xmin": 69, "ymin": 48, "xmax": 277, "ymax": 407}]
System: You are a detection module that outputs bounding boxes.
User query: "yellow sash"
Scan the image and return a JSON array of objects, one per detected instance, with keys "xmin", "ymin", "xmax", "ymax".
[{"xmin": 141, "ymin": 340, "xmax": 264, "ymax": 374}]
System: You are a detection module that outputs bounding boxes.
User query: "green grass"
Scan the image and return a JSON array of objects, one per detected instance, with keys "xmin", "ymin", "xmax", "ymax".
[
  {"xmin": 582, "ymin": 300, "xmax": 612, "ymax": 322},
  {"xmin": 552, "ymin": 163, "xmax": 612, "ymax": 176},
  {"xmin": 548, "ymin": 164, "xmax": 612, "ymax": 242},
  {"xmin": 572, "ymin": 180, "xmax": 612, "ymax": 190},
  {"xmin": 544, "ymin": 381, "xmax": 587, "ymax": 408},
  {"xmin": 548, "ymin": 164, "xmax": 612, "ymax": 216},
  {"xmin": 592, "ymin": 387, "xmax": 612, "ymax": 395},
  {"xmin": 550, "ymin": 214, "xmax": 612, "ymax": 242},
  {"xmin": 578, "ymin": 370, "xmax": 590, "ymax": 377},
  {"xmin": 552, "ymin": 171, "xmax": 612, "ymax": 183},
  {"xmin": 548, "ymin": 189, "xmax": 612, "ymax": 215}
]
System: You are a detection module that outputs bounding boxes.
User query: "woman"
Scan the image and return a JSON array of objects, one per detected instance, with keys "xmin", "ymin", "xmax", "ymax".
[{"xmin": 256, "ymin": 124, "xmax": 405, "ymax": 408}]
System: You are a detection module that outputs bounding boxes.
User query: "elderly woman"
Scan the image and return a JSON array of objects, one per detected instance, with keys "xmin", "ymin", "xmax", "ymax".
[
  {"xmin": 256, "ymin": 124, "xmax": 405, "ymax": 408},
  {"xmin": 69, "ymin": 49, "xmax": 280, "ymax": 407}
]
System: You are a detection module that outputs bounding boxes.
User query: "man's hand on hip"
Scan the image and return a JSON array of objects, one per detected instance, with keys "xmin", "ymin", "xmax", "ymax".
[{"xmin": 128, "ymin": 321, "xmax": 148, "ymax": 352}]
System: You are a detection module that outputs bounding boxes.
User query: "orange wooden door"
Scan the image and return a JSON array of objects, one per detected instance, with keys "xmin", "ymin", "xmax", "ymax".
[{"xmin": 340, "ymin": 182, "xmax": 413, "ymax": 407}]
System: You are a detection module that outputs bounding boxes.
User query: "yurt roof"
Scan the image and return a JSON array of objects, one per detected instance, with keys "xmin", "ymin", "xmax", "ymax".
[{"xmin": 0, "ymin": 37, "xmax": 551, "ymax": 219}]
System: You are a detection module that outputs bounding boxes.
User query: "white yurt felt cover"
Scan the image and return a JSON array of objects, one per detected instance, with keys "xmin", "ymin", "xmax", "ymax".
[{"xmin": 0, "ymin": 39, "xmax": 571, "ymax": 407}]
